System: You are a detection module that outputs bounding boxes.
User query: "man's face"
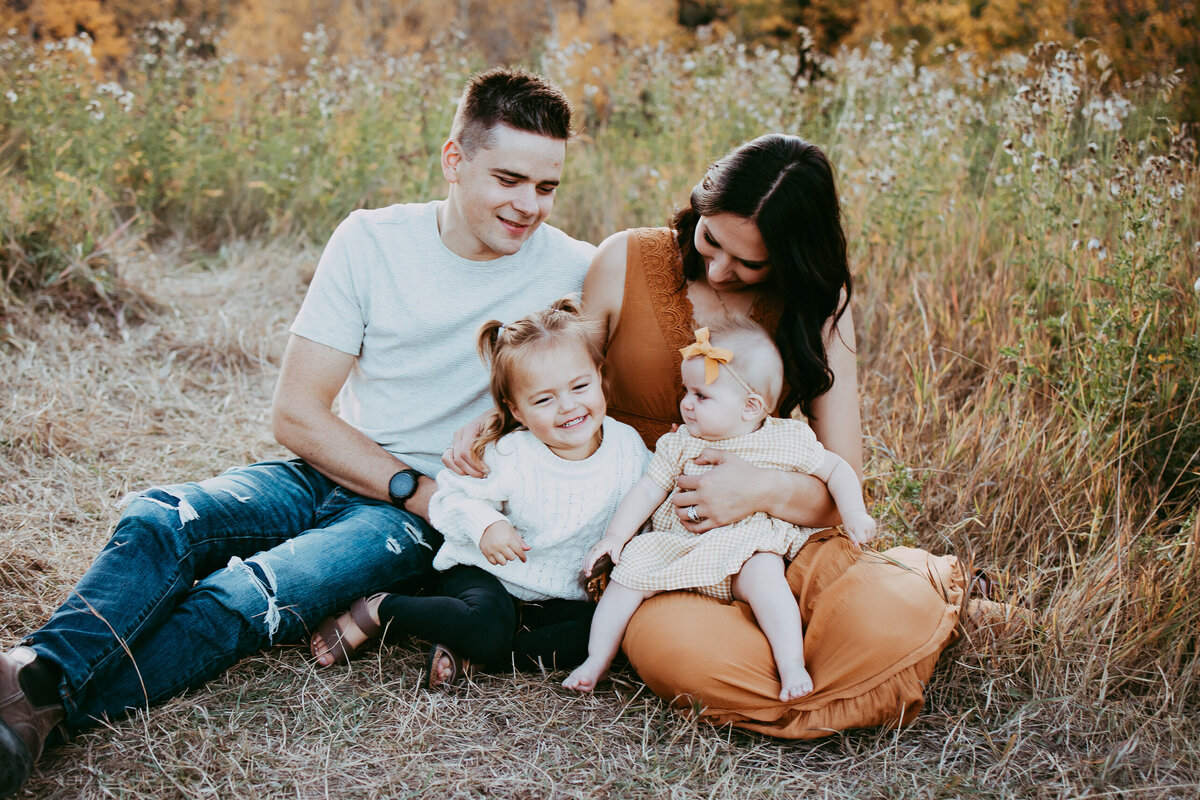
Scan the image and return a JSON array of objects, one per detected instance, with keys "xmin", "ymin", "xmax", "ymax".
[{"xmin": 440, "ymin": 124, "xmax": 566, "ymax": 260}]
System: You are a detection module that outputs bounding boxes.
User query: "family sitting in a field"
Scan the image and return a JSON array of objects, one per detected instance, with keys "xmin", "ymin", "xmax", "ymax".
[{"xmin": 2, "ymin": 67, "xmax": 984, "ymax": 797}]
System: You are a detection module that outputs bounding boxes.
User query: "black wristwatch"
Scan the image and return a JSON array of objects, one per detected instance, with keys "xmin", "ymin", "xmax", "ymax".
[{"xmin": 387, "ymin": 469, "xmax": 422, "ymax": 509}]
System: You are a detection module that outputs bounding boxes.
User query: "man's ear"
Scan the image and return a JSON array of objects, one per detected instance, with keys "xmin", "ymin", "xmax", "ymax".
[
  {"xmin": 441, "ymin": 138, "xmax": 464, "ymax": 183},
  {"xmin": 742, "ymin": 393, "xmax": 767, "ymax": 422}
]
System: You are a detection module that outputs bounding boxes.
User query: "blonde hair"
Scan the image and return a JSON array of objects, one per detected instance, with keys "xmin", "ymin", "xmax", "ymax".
[
  {"xmin": 472, "ymin": 296, "xmax": 605, "ymax": 462},
  {"xmin": 696, "ymin": 316, "xmax": 784, "ymax": 411}
]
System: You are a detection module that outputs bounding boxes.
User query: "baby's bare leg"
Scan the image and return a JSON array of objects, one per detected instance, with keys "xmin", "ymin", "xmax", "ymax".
[
  {"xmin": 732, "ymin": 553, "xmax": 813, "ymax": 702},
  {"xmin": 563, "ymin": 581, "xmax": 653, "ymax": 692}
]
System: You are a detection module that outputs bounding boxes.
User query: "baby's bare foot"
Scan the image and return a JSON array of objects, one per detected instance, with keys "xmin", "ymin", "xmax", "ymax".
[
  {"xmin": 777, "ymin": 660, "xmax": 813, "ymax": 702},
  {"xmin": 562, "ymin": 658, "xmax": 607, "ymax": 692}
]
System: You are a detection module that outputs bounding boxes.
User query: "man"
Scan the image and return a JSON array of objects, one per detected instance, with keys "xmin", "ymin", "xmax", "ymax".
[{"xmin": 0, "ymin": 67, "xmax": 594, "ymax": 797}]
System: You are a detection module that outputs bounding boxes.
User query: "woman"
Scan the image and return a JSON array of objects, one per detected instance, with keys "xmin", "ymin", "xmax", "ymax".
[{"xmin": 582, "ymin": 134, "xmax": 964, "ymax": 738}]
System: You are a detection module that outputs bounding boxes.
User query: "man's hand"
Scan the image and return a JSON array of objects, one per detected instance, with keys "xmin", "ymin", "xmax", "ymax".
[
  {"xmin": 442, "ymin": 415, "xmax": 489, "ymax": 478},
  {"xmin": 479, "ymin": 520, "xmax": 530, "ymax": 565}
]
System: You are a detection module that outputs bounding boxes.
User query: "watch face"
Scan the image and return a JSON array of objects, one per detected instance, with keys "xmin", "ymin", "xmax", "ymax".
[{"xmin": 389, "ymin": 471, "xmax": 418, "ymax": 502}]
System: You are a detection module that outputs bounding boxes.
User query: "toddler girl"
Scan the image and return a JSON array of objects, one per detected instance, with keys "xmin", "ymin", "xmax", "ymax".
[
  {"xmin": 311, "ymin": 298, "xmax": 648, "ymax": 687},
  {"xmin": 563, "ymin": 318, "xmax": 875, "ymax": 700}
]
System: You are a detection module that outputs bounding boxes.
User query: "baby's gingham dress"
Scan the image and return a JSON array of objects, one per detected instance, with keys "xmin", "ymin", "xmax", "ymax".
[{"xmin": 611, "ymin": 417, "xmax": 828, "ymax": 600}]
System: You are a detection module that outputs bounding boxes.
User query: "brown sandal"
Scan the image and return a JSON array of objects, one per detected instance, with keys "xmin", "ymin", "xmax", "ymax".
[
  {"xmin": 423, "ymin": 643, "xmax": 471, "ymax": 690},
  {"xmin": 311, "ymin": 593, "xmax": 386, "ymax": 666}
]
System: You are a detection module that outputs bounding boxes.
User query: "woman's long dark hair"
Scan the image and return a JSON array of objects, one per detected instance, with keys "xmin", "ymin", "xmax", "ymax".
[{"xmin": 672, "ymin": 134, "xmax": 852, "ymax": 421}]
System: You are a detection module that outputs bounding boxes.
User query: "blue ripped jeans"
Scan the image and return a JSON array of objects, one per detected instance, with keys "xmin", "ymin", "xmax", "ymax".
[{"xmin": 23, "ymin": 459, "xmax": 439, "ymax": 730}]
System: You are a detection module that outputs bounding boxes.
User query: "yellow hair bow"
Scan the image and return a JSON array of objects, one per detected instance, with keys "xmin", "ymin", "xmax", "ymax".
[{"xmin": 679, "ymin": 327, "xmax": 733, "ymax": 385}]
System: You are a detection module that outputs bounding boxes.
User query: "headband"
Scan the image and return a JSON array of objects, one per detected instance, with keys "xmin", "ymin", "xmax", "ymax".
[{"xmin": 678, "ymin": 328, "xmax": 758, "ymax": 397}]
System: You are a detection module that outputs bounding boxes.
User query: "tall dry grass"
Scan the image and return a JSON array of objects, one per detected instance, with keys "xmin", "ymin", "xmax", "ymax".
[{"xmin": 1, "ymin": 24, "xmax": 1198, "ymax": 799}]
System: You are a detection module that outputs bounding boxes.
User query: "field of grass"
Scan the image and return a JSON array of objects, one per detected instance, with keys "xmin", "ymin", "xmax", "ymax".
[{"xmin": 2, "ymin": 24, "xmax": 1198, "ymax": 799}]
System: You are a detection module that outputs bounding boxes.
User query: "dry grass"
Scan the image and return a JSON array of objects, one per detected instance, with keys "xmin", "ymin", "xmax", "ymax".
[{"xmin": 2, "ymin": 237, "xmax": 1198, "ymax": 799}]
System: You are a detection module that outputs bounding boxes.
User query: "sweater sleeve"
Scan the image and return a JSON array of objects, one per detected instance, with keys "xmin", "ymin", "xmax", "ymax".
[{"xmin": 427, "ymin": 446, "xmax": 510, "ymax": 546}]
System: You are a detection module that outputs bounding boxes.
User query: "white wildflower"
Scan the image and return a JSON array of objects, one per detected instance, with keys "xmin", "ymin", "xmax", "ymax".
[{"xmin": 5, "ymin": 90, "xmax": 15, "ymax": 103}]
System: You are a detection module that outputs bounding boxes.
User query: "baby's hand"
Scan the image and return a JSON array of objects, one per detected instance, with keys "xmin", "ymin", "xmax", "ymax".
[
  {"xmin": 583, "ymin": 535, "xmax": 626, "ymax": 577},
  {"xmin": 479, "ymin": 521, "xmax": 530, "ymax": 565},
  {"xmin": 842, "ymin": 513, "xmax": 877, "ymax": 546}
]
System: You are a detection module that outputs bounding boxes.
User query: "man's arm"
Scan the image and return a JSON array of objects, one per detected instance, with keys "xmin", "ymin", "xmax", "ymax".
[{"xmin": 271, "ymin": 334, "xmax": 437, "ymax": 520}]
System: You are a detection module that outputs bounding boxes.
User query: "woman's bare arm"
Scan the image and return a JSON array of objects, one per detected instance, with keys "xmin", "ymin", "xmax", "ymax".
[{"xmin": 581, "ymin": 230, "xmax": 629, "ymax": 350}]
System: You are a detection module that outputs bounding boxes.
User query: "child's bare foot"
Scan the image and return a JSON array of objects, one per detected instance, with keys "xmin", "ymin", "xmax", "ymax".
[
  {"xmin": 562, "ymin": 657, "xmax": 608, "ymax": 692},
  {"xmin": 777, "ymin": 660, "xmax": 813, "ymax": 701},
  {"xmin": 424, "ymin": 643, "xmax": 471, "ymax": 690},
  {"xmin": 311, "ymin": 593, "xmax": 388, "ymax": 667}
]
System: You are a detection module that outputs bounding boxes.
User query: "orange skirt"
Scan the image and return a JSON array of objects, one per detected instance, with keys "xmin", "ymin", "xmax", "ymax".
[{"xmin": 621, "ymin": 530, "xmax": 964, "ymax": 738}]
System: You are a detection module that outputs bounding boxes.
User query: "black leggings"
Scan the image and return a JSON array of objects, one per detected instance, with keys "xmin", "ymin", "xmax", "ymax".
[{"xmin": 376, "ymin": 565, "xmax": 594, "ymax": 670}]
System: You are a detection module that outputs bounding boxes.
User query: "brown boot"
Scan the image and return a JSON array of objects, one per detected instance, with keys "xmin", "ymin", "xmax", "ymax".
[{"xmin": 1, "ymin": 647, "xmax": 65, "ymax": 798}]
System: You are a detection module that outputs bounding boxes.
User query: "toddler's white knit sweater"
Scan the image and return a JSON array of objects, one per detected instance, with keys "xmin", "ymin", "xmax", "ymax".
[{"xmin": 429, "ymin": 417, "xmax": 649, "ymax": 601}]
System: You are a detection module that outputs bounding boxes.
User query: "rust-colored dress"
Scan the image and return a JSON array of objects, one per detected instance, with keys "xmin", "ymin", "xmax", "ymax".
[{"xmin": 607, "ymin": 228, "xmax": 964, "ymax": 739}]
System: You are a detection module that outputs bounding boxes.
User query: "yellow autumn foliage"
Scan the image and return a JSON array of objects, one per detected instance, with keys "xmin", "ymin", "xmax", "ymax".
[{"xmin": 0, "ymin": 0, "xmax": 1195, "ymax": 117}]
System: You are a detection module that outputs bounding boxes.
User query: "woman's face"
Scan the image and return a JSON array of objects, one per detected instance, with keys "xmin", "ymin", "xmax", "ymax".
[{"xmin": 693, "ymin": 213, "xmax": 773, "ymax": 292}]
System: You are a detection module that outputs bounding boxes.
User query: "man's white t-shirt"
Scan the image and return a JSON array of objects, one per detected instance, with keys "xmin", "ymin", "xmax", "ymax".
[{"xmin": 290, "ymin": 201, "xmax": 595, "ymax": 477}]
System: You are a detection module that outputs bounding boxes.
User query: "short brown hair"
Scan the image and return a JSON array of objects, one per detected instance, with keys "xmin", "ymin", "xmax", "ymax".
[{"xmin": 451, "ymin": 67, "xmax": 573, "ymax": 157}]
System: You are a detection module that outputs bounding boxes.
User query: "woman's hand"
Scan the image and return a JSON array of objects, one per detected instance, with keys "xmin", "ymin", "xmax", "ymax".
[
  {"xmin": 671, "ymin": 450, "xmax": 765, "ymax": 533},
  {"xmin": 479, "ymin": 521, "xmax": 530, "ymax": 565},
  {"xmin": 442, "ymin": 414, "xmax": 489, "ymax": 478},
  {"xmin": 672, "ymin": 449, "xmax": 837, "ymax": 533}
]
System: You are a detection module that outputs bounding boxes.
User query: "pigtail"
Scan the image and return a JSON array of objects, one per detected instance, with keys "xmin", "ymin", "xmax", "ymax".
[
  {"xmin": 548, "ymin": 295, "xmax": 584, "ymax": 316},
  {"xmin": 471, "ymin": 319, "xmax": 519, "ymax": 465},
  {"xmin": 476, "ymin": 319, "xmax": 505, "ymax": 365},
  {"xmin": 470, "ymin": 408, "xmax": 508, "ymax": 466}
]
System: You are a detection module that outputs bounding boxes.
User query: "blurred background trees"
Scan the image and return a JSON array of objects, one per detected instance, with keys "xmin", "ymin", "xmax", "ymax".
[{"xmin": 1, "ymin": 0, "xmax": 1195, "ymax": 119}]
